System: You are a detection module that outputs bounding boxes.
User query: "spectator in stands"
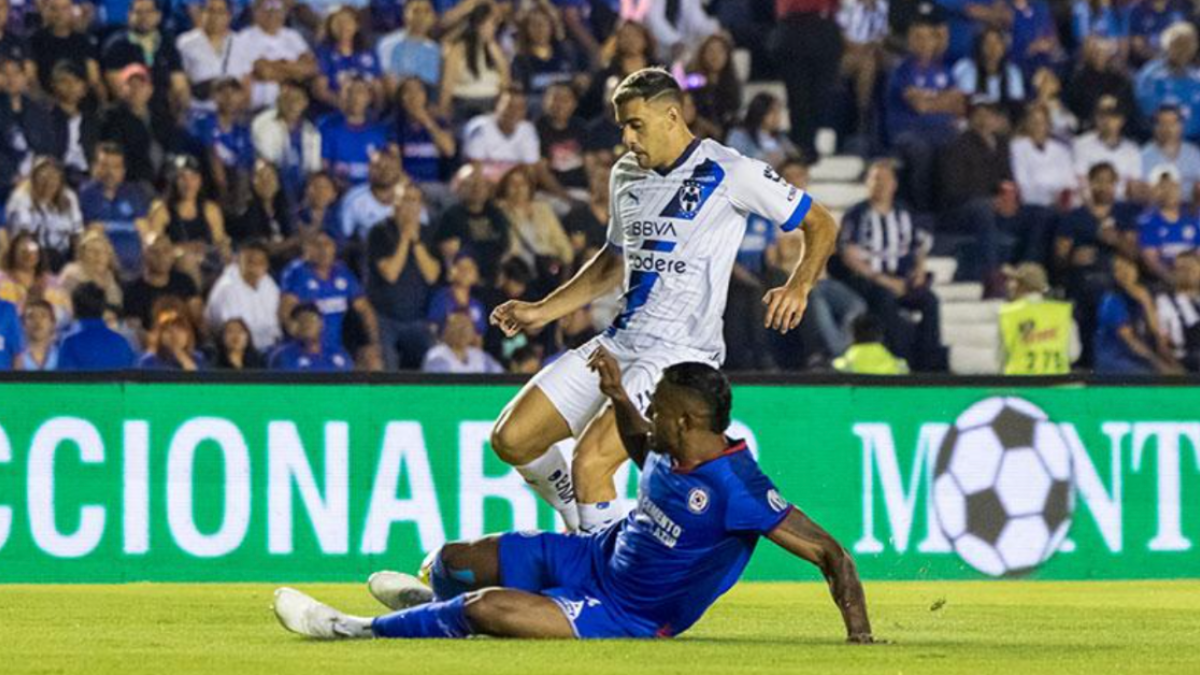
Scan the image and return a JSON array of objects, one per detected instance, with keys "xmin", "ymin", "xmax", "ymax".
[
  {"xmin": 1136, "ymin": 22, "xmax": 1200, "ymax": 139},
  {"xmin": 280, "ymin": 231, "xmax": 379, "ymax": 358},
  {"xmin": 189, "ymin": 77, "xmax": 254, "ymax": 213},
  {"xmin": 438, "ymin": 2, "xmax": 509, "ymax": 124},
  {"xmin": 1008, "ymin": 0, "xmax": 1064, "ymax": 76},
  {"xmin": 886, "ymin": 6, "xmax": 965, "ymax": 214},
  {"xmin": 1073, "ymin": 95, "xmax": 1145, "ymax": 202},
  {"xmin": 214, "ymin": 317, "xmax": 265, "ymax": 370},
  {"xmin": 508, "ymin": 343, "xmax": 542, "ymax": 374},
  {"xmin": 684, "ymin": 33, "xmax": 741, "ymax": 136},
  {"xmin": 772, "ymin": 0, "xmax": 843, "ymax": 160},
  {"xmin": 839, "ymin": 158, "xmax": 944, "ymax": 371},
  {"xmin": 30, "ymin": 0, "xmax": 104, "ymax": 101},
  {"xmin": 511, "ymin": 4, "xmax": 578, "ymax": 116},
  {"xmin": 393, "ymin": 76, "xmax": 456, "ymax": 197},
  {"xmin": 252, "ymin": 79, "xmax": 322, "ymax": 205},
  {"xmin": 534, "ymin": 82, "xmax": 587, "ymax": 200},
  {"xmin": 463, "ymin": 87, "xmax": 540, "ymax": 183},
  {"xmin": 0, "ymin": 232, "xmax": 69, "ymax": 319},
  {"xmin": 176, "ymin": 0, "xmax": 237, "ymax": 110},
  {"xmin": 1155, "ymin": 252, "xmax": 1200, "ymax": 370},
  {"xmin": 229, "ymin": 160, "xmax": 296, "ymax": 259},
  {"xmin": 0, "ymin": 57, "xmax": 44, "ymax": 201},
  {"xmin": 422, "ymin": 310, "xmax": 503, "ymax": 373},
  {"xmin": 678, "ymin": 88, "xmax": 723, "ymax": 141},
  {"xmin": 645, "ymin": 0, "xmax": 720, "ymax": 64},
  {"xmin": 837, "ymin": 0, "xmax": 890, "ymax": 136},
  {"xmin": 1142, "ymin": 105, "xmax": 1200, "ymax": 201},
  {"xmin": 428, "ymin": 252, "xmax": 486, "ymax": 336},
  {"xmin": 832, "ymin": 313, "xmax": 909, "ymax": 375},
  {"xmin": 269, "ymin": 301, "xmax": 352, "ymax": 371},
  {"xmin": 295, "ymin": 171, "xmax": 340, "ymax": 240},
  {"xmin": 480, "ymin": 255, "xmax": 543, "ymax": 362},
  {"xmin": 1010, "ymin": 104, "xmax": 1078, "ymax": 209},
  {"xmin": 138, "ymin": 309, "xmax": 204, "ymax": 370},
  {"xmin": 1053, "ymin": 162, "xmax": 1138, "ymax": 369},
  {"xmin": 377, "ymin": 0, "xmax": 441, "ymax": 91},
  {"xmin": 100, "ymin": 64, "xmax": 174, "ymax": 187},
  {"xmin": 997, "ymin": 262, "xmax": 1079, "ymax": 374},
  {"xmin": 1064, "ymin": 36, "xmax": 1137, "ymax": 126},
  {"xmin": 0, "ymin": 1, "xmax": 31, "ymax": 78},
  {"xmin": 1072, "ymin": 0, "xmax": 1128, "ymax": 64},
  {"xmin": 229, "ymin": 0, "xmax": 316, "ymax": 111},
  {"xmin": 339, "ymin": 146, "xmax": 403, "ymax": 242},
  {"xmin": 14, "ymin": 299, "xmax": 58, "ymax": 371},
  {"xmin": 579, "ymin": 20, "xmax": 655, "ymax": 120},
  {"xmin": 560, "ymin": 161, "xmax": 611, "ymax": 265},
  {"xmin": 45, "ymin": 61, "xmax": 100, "ymax": 183},
  {"xmin": 147, "ymin": 154, "xmax": 229, "ymax": 281},
  {"xmin": 1135, "ymin": 164, "xmax": 1200, "ymax": 285},
  {"xmin": 953, "ymin": 28, "xmax": 1026, "ymax": 118},
  {"xmin": 206, "ymin": 240, "xmax": 281, "ymax": 350},
  {"xmin": 726, "ymin": 92, "xmax": 801, "ymax": 169},
  {"xmin": 366, "ymin": 181, "xmax": 439, "ymax": 370},
  {"xmin": 320, "ymin": 76, "xmax": 394, "ymax": 188},
  {"xmin": 1128, "ymin": 0, "xmax": 1188, "ymax": 66},
  {"xmin": 0, "ymin": 295, "xmax": 19, "ymax": 369},
  {"xmin": 496, "ymin": 165, "xmax": 573, "ymax": 284},
  {"xmin": 101, "ymin": 0, "xmax": 190, "ymax": 120},
  {"xmin": 1094, "ymin": 255, "xmax": 1183, "ymax": 373},
  {"xmin": 79, "ymin": 143, "xmax": 151, "ymax": 273},
  {"xmin": 4, "ymin": 156, "xmax": 82, "ymax": 272},
  {"xmin": 313, "ymin": 6, "xmax": 384, "ymax": 111},
  {"xmin": 122, "ymin": 232, "xmax": 203, "ymax": 335},
  {"xmin": 439, "ymin": 163, "xmax": 513, "ymax": 283},
  {"xmin": 1029, "ymin": 67, "xmax": 1078, "ymax": 139},
  {"xmin": 57, "ymin": 281, "xmax": 137, "ymax": 370}
]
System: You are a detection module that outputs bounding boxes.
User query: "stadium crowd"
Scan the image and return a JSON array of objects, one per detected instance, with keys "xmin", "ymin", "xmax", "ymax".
[{"xmin": 0, "ymin": 0, "xmax": 1196, "ymax": 375}]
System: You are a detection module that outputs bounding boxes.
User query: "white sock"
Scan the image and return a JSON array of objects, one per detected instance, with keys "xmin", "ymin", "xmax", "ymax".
[
  {"xmin": 578, "ymin": 501, "xmax": 620, "ymax": 533},
  {"xmin": 517, "ymin": 447, "xmax": 580, "ymax": 531},
  {"xmin": 333, "ymin": 614, "xmax": 375, "ymax": 639}
]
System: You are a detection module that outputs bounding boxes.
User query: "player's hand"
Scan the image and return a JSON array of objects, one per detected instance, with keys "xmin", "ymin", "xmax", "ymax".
[
  {"xmin": 762, "ymin": 284, "xmax": 810, "ymax": 334},
  {"xmin": 489, "ymin": 300, "xmax": 548, "ymax": 337},
  {"xmin": 587, "ymin": 345, "xmax": 629, "ymax": 402}
]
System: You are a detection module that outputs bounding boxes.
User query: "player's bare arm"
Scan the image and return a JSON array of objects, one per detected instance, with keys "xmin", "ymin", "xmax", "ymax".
[
  {"xmin": 587, "ymin": 345, "xmax": 650, "ymax": 467},
  {"xmin": 767, "ymin": 506, "xmax": 877, "ymax": 645},
  {"xmin": 489, "ymin": 243, "xmax": 625, "ymax": 337},
  {"xmin": 763, "ymin": 201, "xmax": 840, "ymax": 334}
]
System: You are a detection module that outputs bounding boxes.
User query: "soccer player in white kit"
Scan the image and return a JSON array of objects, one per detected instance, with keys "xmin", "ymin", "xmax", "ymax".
[{"xmin": 489, "ymin": 68, "xmax": 839, "ymax": 532}]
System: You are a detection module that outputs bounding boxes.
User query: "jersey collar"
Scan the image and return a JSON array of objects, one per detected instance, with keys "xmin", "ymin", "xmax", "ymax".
[
  {"xmin": 671, "ymin": 438, "xmax": 749, "ymax": 474},
  {"xmin": 653, "ymin": 137, "xmax": 702, "ymax": 177}
]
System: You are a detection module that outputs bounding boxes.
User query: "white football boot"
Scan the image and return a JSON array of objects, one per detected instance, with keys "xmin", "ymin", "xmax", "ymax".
[
  {"xmin": 367, "ymin": 571, "xmax": 435, "ymax": 611},
  {"xmin": 273, "ymin": 587, "xmax": 370, "ymax": 639}
]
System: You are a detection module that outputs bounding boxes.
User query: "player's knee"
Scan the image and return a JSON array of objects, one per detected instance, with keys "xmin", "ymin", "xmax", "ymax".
[
  {"xmin": 490, "ymin": 420, "xmax": 534, "ymax": 466},
  {"xmin": 428, "ymin": 544, "xmax": 477, "ymax": 601}
]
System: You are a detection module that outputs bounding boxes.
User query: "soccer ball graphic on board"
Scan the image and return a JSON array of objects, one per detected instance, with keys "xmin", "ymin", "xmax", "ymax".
[{"xmin": 932, "ymin": 397, "xmax": 1075, "ymax": 577}]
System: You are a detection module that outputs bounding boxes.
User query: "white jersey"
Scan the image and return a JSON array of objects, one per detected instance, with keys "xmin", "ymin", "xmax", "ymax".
[{"xmin": 604, "ymin": 138, "xmax": 813, "ymax": 361}]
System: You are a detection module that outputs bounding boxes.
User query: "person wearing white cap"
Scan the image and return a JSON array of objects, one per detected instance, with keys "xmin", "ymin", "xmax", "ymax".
[{"xmin": 1135, "ymin": 162, "xmax": 1200, "ymax": 284}]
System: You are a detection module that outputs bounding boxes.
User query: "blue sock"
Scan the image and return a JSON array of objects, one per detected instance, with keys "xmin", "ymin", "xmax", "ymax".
[
  {"xmin": 371, "ymin": 595, "xmax": 472, "ymax": 639},
  {"xmin": 429, "ymin": 552, "xmax": 476, "ymax": 601}
]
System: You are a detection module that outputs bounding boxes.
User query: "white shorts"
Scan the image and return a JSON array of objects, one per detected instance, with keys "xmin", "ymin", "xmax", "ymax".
[{"xmin": 528, "ymin": 334, "xmax": 721, "ymax": 437}]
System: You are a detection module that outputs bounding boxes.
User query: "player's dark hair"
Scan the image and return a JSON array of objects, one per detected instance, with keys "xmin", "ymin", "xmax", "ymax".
[
  {"xmin": 852, "ymin": 314, "xmax": 885, "ymax": 344},
  {"xmin": 71, "ymin": 283, "xmax": 109, "ymax": 320},
  {"xmin": 661, "ymin": 362, "xmax": 731, "ymax": 433},
  {"xmin": 612, "ymin": 67, "xmax": 683, "ymax": 109}
]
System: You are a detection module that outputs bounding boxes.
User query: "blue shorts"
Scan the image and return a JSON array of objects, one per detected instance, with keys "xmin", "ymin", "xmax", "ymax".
[{"xmin": 498, "ymin": 531, "xmax": 659, "ymax": 639}]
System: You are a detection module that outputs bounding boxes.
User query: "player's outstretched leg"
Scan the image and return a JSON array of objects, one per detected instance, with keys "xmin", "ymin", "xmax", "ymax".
[
  {"xmin": 572, "ymin": 407, "xmax": 629, "ymax": 532},
  {"xmin": 274, "ymin": 587, "xmax": 575, "ymax": 640},
  {"xmin": 491, "ymin": 385, "xmax": 579, "ymax": 530}
]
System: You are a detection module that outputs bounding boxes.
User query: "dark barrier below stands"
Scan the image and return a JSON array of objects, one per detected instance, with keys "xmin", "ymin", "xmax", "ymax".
[{"xmin": 0, "ymin": 375, "xmax": 1197, "ymax": 582}]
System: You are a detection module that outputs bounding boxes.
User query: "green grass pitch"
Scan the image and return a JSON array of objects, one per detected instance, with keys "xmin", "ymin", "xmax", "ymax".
[{"xmin": 3, "ymin": 581, "xmax": 1198, "ymax": 674}]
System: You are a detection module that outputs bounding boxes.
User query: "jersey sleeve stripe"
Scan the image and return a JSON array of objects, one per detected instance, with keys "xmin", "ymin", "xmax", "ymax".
[{"xmin": 780, "ymin": 193, "xmax": 813, "ymax": 232}]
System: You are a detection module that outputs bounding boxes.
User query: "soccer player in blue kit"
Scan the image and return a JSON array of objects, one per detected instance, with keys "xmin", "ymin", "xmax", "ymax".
[{"xmin": 273, "ymin": 348, "xmax": 877, "ymax": 643}]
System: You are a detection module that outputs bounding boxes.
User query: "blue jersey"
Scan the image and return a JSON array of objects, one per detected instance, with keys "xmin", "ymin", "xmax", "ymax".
[
  {"xmin": 319, "ymin": 113, "xmax": 395, "ymax": 185},
  {"xmin": 281, "ymin": 260, "xmax": 363, "ymax": 350},
  {"xmin": 317, "ymin": 46, "xmax": 383, "ymax": 93},
  {"xmin": 1138, "ymin": 208, "xmax": 1200, "ymax": 266},
  {"xmin": 0, "ymin": 299, "xmax": 22, "ymax": 370},
  {"xmin": 268, "ymin": 340, "xmax": 352, "ymax": 371},
  {"xmin": 592, "ymin": 441, "xmax": 791, "ymax": 636},
  {"xmin": 189, "ymin": 112, "xmax": 255, "ymax": 170}
]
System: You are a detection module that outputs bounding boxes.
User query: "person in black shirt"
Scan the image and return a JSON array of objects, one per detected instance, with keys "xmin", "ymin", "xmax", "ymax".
[
  {"xmin": 366, "ymin": 182, "xmax": 440, "ymax": 371},
  {"xmin": 536, "ymin": 82, "xmax": 588, "ymax": 198},
  {"xmin": 30, "ymin": 0, "xmax": 103, "ymax": 101},
  {"xmin": 0, "ymin": 56, "xmax": 46, "ymax": 203},
  {"xmin": 560, "ymin": 161, "xmax": 609, "ymax": 270},
  {"xmin": 435, "ymin": 163, "xmax": 511, "ymax": 283},
  {"xmin": 213, "ymin": 317, "xmax": 265, "ymax": 370},
  {"xmin": 100, "ymin": 0, "xmax": 189, "ymax": 121},
  {"xmin": 0, "ymin": 0, "xmax": 30, "ymax": 70},
  {"xmin": 100, "ymin": 64, "xmax": 176, "ymax": 186},
  {"xmin": 122, "ymin": 232, "xmax": 203, "ymax": 336},
  {"xmin": 43, "ymin": 61, "xmax": 101, "ymax": 185},
  {"xmin": 228, "ymin": 159, "xmax": 298, "ymax": 268}
]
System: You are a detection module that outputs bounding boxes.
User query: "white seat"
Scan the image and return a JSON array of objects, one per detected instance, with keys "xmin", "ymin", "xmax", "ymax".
[
  {"xmin": 943, "ymin": 323, "xmax": 1000, "ymax": 350},
  {"xmin": 933, "ymin": 282, "xmax": 983, "ymax": 304},
  {"xmin": 733, "ymin": 49, "xmax": 751, "ymax": 84},
  {"xmin": 950, "ymin": 346, "xmax": 1001, "ymax": 374},
  {"xmin": 941, "ymin": 300, "xmax": 1004, "ymax": 327},
  {"xmin": 810, "ymin": 156, "xmax": 865, "ymax": 182},
  {"xmin": 925, "ymin": 256, "xmax": 958, "ymax": 285},
  {"xmin": 809, "ymin": 181, "xmax": 868, "ymax": 210}
]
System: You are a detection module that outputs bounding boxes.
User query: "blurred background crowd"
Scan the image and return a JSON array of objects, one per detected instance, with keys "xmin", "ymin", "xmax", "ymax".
[{"xmin": 0, "ymin": 0, "xmax": 1195, "ymax": 375}]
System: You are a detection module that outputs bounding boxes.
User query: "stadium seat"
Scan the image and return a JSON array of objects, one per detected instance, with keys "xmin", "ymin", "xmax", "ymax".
[
  {"xmin": 809, "ymin": 156, "xmax": 865, "ymax": 183},
  {"xmin": 950, "ymin": 345, "xmax": 1001, "ymax": 374},
  {"xmin": 925, "ymin": 256, "xmax": 958, "ymax": 285},
  {"xmin": 932, "ymin": 282, "xmax": 983, "ymax": 304},
  {"xmin": 733, "ymin": 49, "xmax": 751, "ymax": 84},
  {"xmin": 808, "ymin": 182, "xmax": 868, "ymax": 210}
]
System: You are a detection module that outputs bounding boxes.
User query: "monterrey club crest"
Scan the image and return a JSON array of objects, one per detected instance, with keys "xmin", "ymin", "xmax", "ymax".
[{"xmin": 679, "ymin": 180, "xmax": 703, "ymax": 215}]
